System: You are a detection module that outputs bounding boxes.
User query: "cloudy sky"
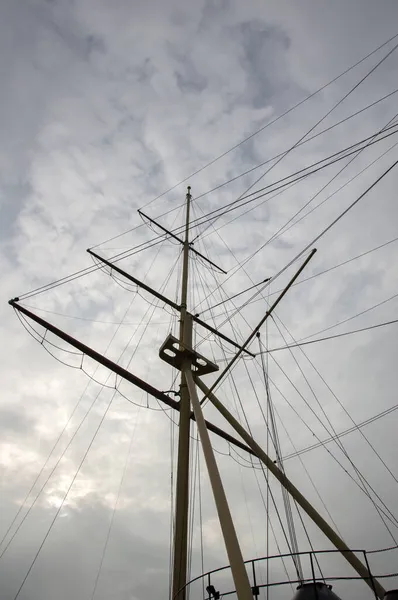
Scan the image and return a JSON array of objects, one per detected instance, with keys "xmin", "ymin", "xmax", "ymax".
[{"xmin": 2, "ymin": 1, "xmax": 398, "ymax": 599}]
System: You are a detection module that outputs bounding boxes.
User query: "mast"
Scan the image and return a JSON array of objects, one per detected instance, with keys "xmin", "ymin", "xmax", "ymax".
[
  {"xmin": 171, "ymin": 187, "xmax": 254, "ymax": 600},
  {"xmin": 172, "ymin": 186, "xmax": 193, "ymax": 600},
  {"xmin": 8, "ymin": 181, "xmax": 392, "ymax": 599}
]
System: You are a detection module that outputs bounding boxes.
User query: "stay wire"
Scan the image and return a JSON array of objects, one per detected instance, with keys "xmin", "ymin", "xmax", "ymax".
[
  {"xmin": 267, "ymin": 346, "xmax": 398, "ymax": 540},
  {"xmin": 194, "ymin": 157, "xmax": 398, "ymax": 321},
  {"xmin": 196, "ymin": 125, "xmax": 398, "ymax": 320},
  {"xmin": 192, "ymin": 38, "xmax": 398, "ymax": 241},
  {"xmin": 300, "ymin": 293, "xmax": 398, "ymax": 343},
  {"xmin": 192, "ymin": 195, "xmax": 398, "ymax": 529},
  {"xmin": 194, "ymin": 121, "xmax": 398, "ymax": 237},
  {"xmin": 193, "ymin": 242, "xmax": 398, "ymax": 533},
  {"xmin": 261, "ymin": 356, "xmax": 398, "ymax": 531},
  {"xmin": 138, "ymin": 31, "xmax": 398, "ymax": 215},
  {"xmin": 267, "ymin": 319, "xmax": 398, "ymax": 541},
  {"xmin": 192, "ymin": 243, "xmax": 299, "ymax": 573},
  {"xmin": 90, "ymin": 405, "xmax": 142, "ymax": 599},
  {"xmin": 193, "ymin": 87, "xmax": 398, "ymax": 204},
  {"xmin": 257, "ymin": 318, "xmax": 398, "ymax": 354},
  {"xmin": 244, "ymin": 355, "xmax": 304, "ymax": 579},
  {"xmin": 216, "ymin": 231, "xmax": 398, "ymax": 319},
  {"xmin": 188, "ymin": 123, "xmax": 398, "ymax": 244},
  {"xmin": 93, "ymin": 79, "xmax": 398, "ymax": 252},
  {"xmin": 205, "ymin": 112, "xmax": 398, "ymax": 260},
  {"xmin": 268, "ymin": 310, "xmax": 398, "ymax": 487},
  {"xmin": 90, "ymin": 84, "xmax": 398, "ymax": 257},
  {"xmin": 258, "ymin": 335, "xmax": 342, "ymax": 537},
  {"xmin": 15, "ymin": 117, "xmax": 398, "ymax": 306},
  {"xmin": 15, "ymin": 121, "xmax": 397, "ymax": 306},
  {"xmin": 4, "ymin": 235, "xmax": 173, "ymax": 559},
  {"xmin": 283, "ymin": 402, "xmax": 398, "ymax": 462},
  {"xmin": 13, "ymin": 392, "xmax": 116, "ymax": 600}
]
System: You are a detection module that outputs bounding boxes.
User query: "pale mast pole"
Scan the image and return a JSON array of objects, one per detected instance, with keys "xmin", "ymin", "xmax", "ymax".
[{"xmin": 172, "ymin": 186, "xmax": 193, "ymax": 600}]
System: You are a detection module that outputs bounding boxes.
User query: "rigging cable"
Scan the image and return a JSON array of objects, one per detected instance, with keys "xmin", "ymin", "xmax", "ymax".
[
  {"xmin": 266, "ymin": 344, "xmax": 398, "ymax": 542},
  {"xmin": 91, "ymin": 81, "xmax": 398, "ymax": 254},
  {"xmin": 208, "ymin": 232, "xmax": 398, "ymax": 318},
  {"xmin": 3, "ymin": 234, "xmax": 176, "ymax": 560},
  {"xmin": 90, "ymin": 404, "xmax": 142, "ymax": 599},
  {"xmin": 256, "ymin": 318, "xmax": 398, "ymax": 354},
  {"xmin": 193, "ymin": 230, "xmax": 398, "ymax": 533},
  {"xmin": 192, "ymin": 38, "xmax": 398, "ymax": 241},
  {"xmin": 14, "ymin": 121, "xmax": 398, "ymax": 304},
  {"xmin": 269, "ymin": 309, "xmax": 398, "ymax": 486},
  {"xmin": 12, "ymin": 391, "xmax": 116, "ymax": 600},
  {"xmin": 194, "ymin": 156, "xmax": 398, "ymax": 325},
  {"xmin": 137, "ymin": 31, "xmax": 398, "ymax": 213},
  {"xmin": 192, "ymin": 243, "xmax": 301, "ymax": 577},
  {"xmin": 193, "ymin": 88, "xmax": 398, "ymax": 204}
]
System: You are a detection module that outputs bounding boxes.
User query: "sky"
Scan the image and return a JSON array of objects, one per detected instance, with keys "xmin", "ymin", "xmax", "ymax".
[{"xmin": 1, "ymin": 1, "xmax": 398, "ymax": 599}]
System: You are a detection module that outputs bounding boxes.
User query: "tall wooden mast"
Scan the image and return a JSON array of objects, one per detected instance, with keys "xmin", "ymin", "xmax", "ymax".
[{"xmin": 172, "ymin": 186, "xmax": 193, "ymax": 600}]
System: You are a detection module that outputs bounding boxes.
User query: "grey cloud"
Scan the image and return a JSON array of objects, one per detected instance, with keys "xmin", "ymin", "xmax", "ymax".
[{"xmin": 2, "ymin": 0, "xmax": 398, "ymax": 599}]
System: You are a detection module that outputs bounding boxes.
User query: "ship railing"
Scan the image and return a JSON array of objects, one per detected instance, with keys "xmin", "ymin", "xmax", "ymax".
[{"xmin": 180, "ymin": 545, "xmax": 398, "ymax": 600}]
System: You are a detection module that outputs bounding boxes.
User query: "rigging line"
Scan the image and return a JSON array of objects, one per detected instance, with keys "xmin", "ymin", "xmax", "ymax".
[
  {"xmin": 267, "ymin": 348, "xmax": 398, "ymax": 540},
  {"xmin": 13, "ymin": 311, "xmax": 82, "ymax": 370},
  {"xmin": 266, "ymin": 313, "xmax": 398, "ymax": 537},
  {"xmin": 16, "ymin": 234, "xmax": 166, "ymax": 301},
  {"xmin": 213, "ymin": 112, "xmax": 398, "ymax": 258},
  {"xmin": 283, "ymin": 402, "xmax": 398, "ymax": 461},
  {"xmin": 300, "ymin": 292, "xmax": 398, "ymax": 342},
  {"xmin": 16, "ymin": 310, "xmax": 82, "ymax": 356},
  {"xmin": 195, "ymin": 156, "xmax": 398, "ymax": 320},
  {"xmin": 193, "ymin": 236, "xmax": 398, "ymax": 534},
  {"xmin": 261, "ymin": 357, "xmax": 398, "ymax": 531},
  {"xmin": 237, "ymin": 459, "xmax": 261, "ymax": 566},
  {"xmin": 19, "ymin": 208, "xmax": 184, "ymax": 305},
  {"xmin": 210, "ymin": 287, "xmax": 398, "ymax": 540},
  {"xmin": 249, "ymin": 342, "xmax": 303, "ymax": 580},
  {"xmin": 195, "ymin": 120, "xmax": 398, "ymax": 226},
  {"xmin": 197, "ymin": 444, "xmax": 205, "ymax": 600},
  {"xmin": 90, "ymin": 85, "xmax": 398, "ymax": 257},
  {"xmin": 193, "ymin": 39, "xmax": 398, "ymax": 241},
  {"xmin": 90, "ymin": 404, "xmax": 142, "ymax": 600},
  {"xmin": 194, "ymin": 87, "xmax": 398, "ymax": 203},
  {"xmin": 269, "ymin": 310, "xmax": 398, "ymax": 486},
  {"xmin": 258, "ymin": 337, "xmax": 342, "ymax": 537},
  {"xmin": 169, "ymin": 403, "xmax": 176, "ymax": 600},
  {"xmin": 0, "ymin": 376, "xmax": 106, "ymax": 561},
  {"xmin": 231, "ymin": 231, "xmax": 398, "ymax": 317},
  {"xmin": 19, "ymin": 122, "xmax": 398, "ymax": 305},
  {"xmin": 187, "ymin": 432, "xmax": 199, "ymax": 588},
  {"xmin": 193, "ymin": 259, "xmax": 299, "ymax": 574},
  {"xmin": 196, "ymin": 122, "xmax": 398, "ymax": 310},
  {"xmin": 15, "ymin": 127, "xmax": 398, "ymax": 304},
  {"xmin": 252, "ymin": 467, "xmax": 295, "ymax": 592},
  {"xmin": 267, "ymin": 313, "xmax": 398, "ymax": 538},
  {"xmin": 12, "ymin": 391, "xmax": 116, "ymax": 600},
  {"xmin": 0, "ymin": 376, "xmax": 97, "ymax": 551},
  {"xmin": 123, "ymin": 250, "xmax": 183, "ymax": 374},
  {"xmin": 2, "ymin": 246, "xmax": 157, "ymax": 558},
  {"xmin": 116, "ymin": 388, "xmax": 169, "ymax": 411},
  {"xmin": 200, "ymin": 139, "xmax": 398, "ymax": 284},
  {"xmin": 255, "ymin": 134, "xmax": 398, "ymax": 252},
  {"xmin": 257, "ymin": 318, "xmax": 398, "ymax": 353},
  {"xmin": 199, "ymin": 140, "xmax": 398, "ymax": 319},
  {"xmin": 197, "ymin": 265, "xmax": 398, "ymax": 538},
  {"xmin": 19, "ymin": 304, "xmax": 171, "ymax": 326},
  {"xmin": 188, "ymin": 122, "xmax": 398, "ymax": 242},
  {"xmin": 138, "ymin": 31, "xmax": 398, "ymax": 214},
  {"xmin": 93, "ymin": 82, "xmax": 398, "ymax": 253}
]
